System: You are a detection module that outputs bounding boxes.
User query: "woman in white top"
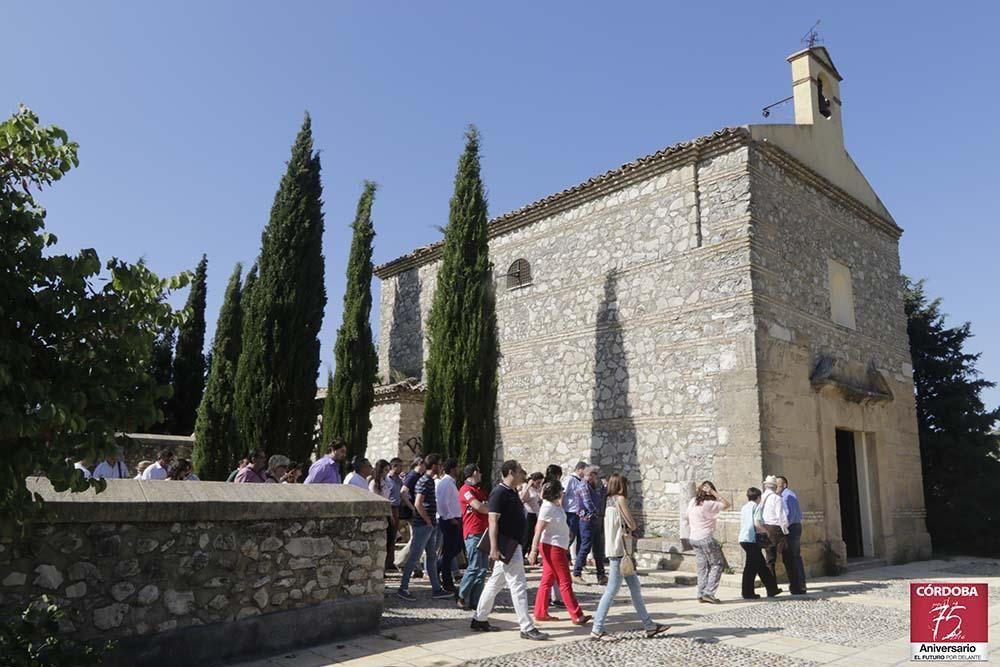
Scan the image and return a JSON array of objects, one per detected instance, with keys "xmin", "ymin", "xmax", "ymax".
[
  {"xmin": 368, "ymin": 459, "xmax": 392, "ymax": 500},
  {"xmin": 686, "ymin": 480, "xmax": 730, "ymax": 603},
  {"xmin": 591, "ymin": 473, "xmax": 669, "ymax": 641},
  {"xmin": 528, "ymin": 480, "xmax": 590, "ymax": 625}
]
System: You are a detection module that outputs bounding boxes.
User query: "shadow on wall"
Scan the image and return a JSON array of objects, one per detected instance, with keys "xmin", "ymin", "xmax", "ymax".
[
  {"xmin": 388, "ymin": 269, "xmax": 423, "ymax": 380},
  {"xmin": 590, "ymin": 269, "xmax": 645, "ymax": 530}
]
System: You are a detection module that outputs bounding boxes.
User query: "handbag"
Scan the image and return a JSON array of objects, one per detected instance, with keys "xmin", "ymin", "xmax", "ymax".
[{"xmin": 619, "ymin": 512, "xmax": 638, "ymax": 577}]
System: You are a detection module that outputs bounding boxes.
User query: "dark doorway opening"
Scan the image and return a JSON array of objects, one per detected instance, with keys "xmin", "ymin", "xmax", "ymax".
[{"xmin": 835, "ymin": 429, "xmax": 864, "ymax": 557}]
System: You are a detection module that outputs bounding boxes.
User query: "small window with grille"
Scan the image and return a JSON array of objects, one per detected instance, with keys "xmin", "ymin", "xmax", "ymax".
[{"xmin": 506, "ymin": 258, "xmax": 532, "ymax": 290}]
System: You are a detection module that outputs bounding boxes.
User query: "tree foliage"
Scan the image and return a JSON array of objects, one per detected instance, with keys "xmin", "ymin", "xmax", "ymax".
[
  {"xmin": 422, "ymin": 127, "xmax": 499, "ymax": 480},
  {"xmin": 192, "ymin": 263, "xmax": 243, "ymax": 480},
  {"xmin": 235, "ymin": 115, "xmax": 326, "ymax": 463},
  {"xmin": 0, "ymin": 105, "xmax": 187, "ymax": 523},
  {"xmin": 0, "ymin": 596, "xmax": 111, "ymax": 667},
  {"xmin": 145, "ymin": 324, "xmax": 175, "ymax": 434},
  {"xmin": 905, "ymin": 278, "xmax": 1000, "ymax": 555},
  {"xmin": 170, "ymin": 254, "xmax": 208, "ymax": 435},
  {"xmin": 324, "ymin": 181, "xmax": 378, "ymax": 458}
]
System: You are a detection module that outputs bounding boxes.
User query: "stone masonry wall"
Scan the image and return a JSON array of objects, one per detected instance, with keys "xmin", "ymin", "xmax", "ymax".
[
  {"xmin": 0, "ymin": 478, "xmax": 389, "ymax": 666},
  {"xmin": 378, "ymin": 139, "xmax": 762, "ymax": 541},
  {"xmin": 746, "ymin": 144, "xmax": 931, "ymax": 567}
]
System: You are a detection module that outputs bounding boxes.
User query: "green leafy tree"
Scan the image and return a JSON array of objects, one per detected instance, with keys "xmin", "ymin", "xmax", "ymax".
[
  {"xmin": 192, "ymin": 263, "xmax": 244, "ymax": 480},
  {"xmin": 235, "ymin": 115, "xmax": 326, "ymax": 463},
  {"xmin": 0, "ymin": 596, "xmax": 111, "ymax": 666},
  {"xmin": 422, "ymin": 127, "xmax": 499, "ymax": 480},
  {"xmin": 170, "ymin": 254, "xmax": 208, "ymax": 435},
  {"xmin": 0, "ymin": 105, "xmax": 187, "ymax": 523},
  {"xmin": 324, "ymin": 181, "xmax": 378, "ymax": 458},
  {"xmin": 146, "ymin": 324, "xmax": 175, "ymax": 434},
  {"xmin": 905, "ymin": 278, "xmax": 1000, "ymax": 555}
]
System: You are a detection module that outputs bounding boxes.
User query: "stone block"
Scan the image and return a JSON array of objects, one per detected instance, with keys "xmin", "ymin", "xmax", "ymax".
[
  {"xmin": 112, "ymin": 581, "xmax": 136, "ymax": 601},
  {"xmin": 33, "ymin": 564, "xmax": 63, "ymax": 590},
  {"xmin": 68, "ymin": 561, "xmax": 102, "ymax": 583},
  {"xmin": 316, "ymin": 564, "xmax": 343, "ymax": 588},
  {"xmin": 2, "ymin": 572, "xmax": 26, "ymax": 587},
  {"xmin": 65, "ymin": 581, "xmax": 87, "ymax": 598},
  {"xmin": 284, "ymin": 537, "xmax": 333, "ymax": 558},
  {"xmin": 93, "ymin": 603, "xmax": 129, "ymax": 630},
  {"xmin": 252, "ymin": 589, "xmax": 269, "ymax": 609},
  {"xmin": 137, "ymin": 584, "xmax": 160, "ymax": 606},
  {"xmin": 260, "ymin": 536, "xmax": 282, "ymax": 552},
  {"xmin": 164, "ymin": 589, "xmax": 195, "ymax": 615}
]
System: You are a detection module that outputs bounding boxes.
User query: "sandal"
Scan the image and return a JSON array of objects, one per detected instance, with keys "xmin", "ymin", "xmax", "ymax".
[{"xmin": 535, "ymin": 614, "xmax": 561, "ymax": 622}]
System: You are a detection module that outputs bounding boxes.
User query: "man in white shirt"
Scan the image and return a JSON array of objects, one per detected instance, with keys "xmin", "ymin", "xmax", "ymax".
[
  {"xmin": 93, "ymin": 449, "xmax": 130, "ymax": 480},
  {"xmin": 435, "ymin": 459, "xmax": 463, "ymax": 593},
  {"xmin": 344, "ymin": 456, "xmax": 373, "ymax": 490},
  {"xmin": 140, "ymin": 449, "xmax": 174, "ymax": 481},
  {"xmin": 760, "ymin": 475, "xmax": 789, "ymax": 579}
]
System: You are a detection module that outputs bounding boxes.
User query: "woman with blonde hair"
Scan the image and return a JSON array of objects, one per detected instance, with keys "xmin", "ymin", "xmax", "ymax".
[{"xmin": 590, "ymin": 473, "xmax": 669, "ymax": 641}]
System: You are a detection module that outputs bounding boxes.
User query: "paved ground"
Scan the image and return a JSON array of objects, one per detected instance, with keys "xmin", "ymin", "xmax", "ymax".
[{"xmin": 231, "ymin": 557, "xmax": 999, "ymax": 667}]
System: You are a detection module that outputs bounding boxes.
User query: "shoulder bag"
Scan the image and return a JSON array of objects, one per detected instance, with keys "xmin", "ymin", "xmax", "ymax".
[{"xmin": 619, "ymin": 506, "xmax": 638, "ymax": 577}]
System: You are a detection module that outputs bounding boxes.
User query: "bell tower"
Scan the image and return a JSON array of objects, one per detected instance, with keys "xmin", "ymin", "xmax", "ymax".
[{"xmin": 788, "ymin": 46, "xmax": 844, "ymax": 148}]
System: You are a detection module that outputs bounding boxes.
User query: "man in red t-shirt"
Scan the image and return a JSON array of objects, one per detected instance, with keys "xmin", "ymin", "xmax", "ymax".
[{"xmin": 457, "ymin": 463, "xmax": 491, "ymax": 611}]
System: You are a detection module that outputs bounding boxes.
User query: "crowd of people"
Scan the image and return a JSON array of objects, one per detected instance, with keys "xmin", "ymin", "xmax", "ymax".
[{"xmin": 73, "ymin": 438, "xmax": 807, "ymax": 641}]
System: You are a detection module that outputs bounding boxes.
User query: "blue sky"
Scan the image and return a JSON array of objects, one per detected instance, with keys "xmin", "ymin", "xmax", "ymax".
[{"xmin": 6, "ymin": 2, "xmax": 999, "ymax": 409}]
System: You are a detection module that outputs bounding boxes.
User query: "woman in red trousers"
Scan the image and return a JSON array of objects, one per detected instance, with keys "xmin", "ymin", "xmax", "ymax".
[{"xmin": 528, "ymin": 480, "xmax": 591, "ymax": 625}]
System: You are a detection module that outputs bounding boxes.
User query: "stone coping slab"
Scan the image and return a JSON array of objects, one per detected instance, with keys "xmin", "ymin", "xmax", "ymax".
[{"xmin": 23, "ymin": 476, "xmax": 389, "ymax": 523}]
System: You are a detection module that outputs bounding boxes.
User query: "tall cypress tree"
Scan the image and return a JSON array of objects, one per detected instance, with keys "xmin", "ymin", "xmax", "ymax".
[
  {"xmin": 422, "ymin": 126, "xmax": 499, "ymax": 480},
  {"xmin": 147, "ymin": 324, "xmax": 176, "ymax": 434},
  {"xmin": 235, "ymin": 115, "xmax": 326, "ymax": 463},
  {"xmin": 325, "ymin": 181, "xmax": 378, "ymax": 458},
  {"xmin": 171, "ymin": 254, "xmax": 208, "ymax": 435},
  {"xmin": 322, "ymin": 369, "xmax": 335, "ymax": 444},
  {"xmin": 193, "ymin": 263, "xmax": 244, "ymax": 480},
  {"xmin": 905, "ymin": 278, "xmax": 1000, "ymax": 555}
]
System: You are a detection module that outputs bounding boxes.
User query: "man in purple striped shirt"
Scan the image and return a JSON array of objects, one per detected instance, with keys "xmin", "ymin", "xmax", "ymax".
[{"xmin": 304, "ymin": 439, "xmax": 348, "ymax": 485}]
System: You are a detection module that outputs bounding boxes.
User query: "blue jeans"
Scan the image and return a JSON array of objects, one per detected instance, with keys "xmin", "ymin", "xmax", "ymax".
[
  {"xmin": 566, "ymin": 512, "xmax": 581, "ymax": 562},
  {"xmin": 574, "ymin": 515, "xmax": 606, "ymax": 578},
  {"xmin": 593, "ymin": 557, "xmax": 654, "ymax": 634},
  {"xmin": 458, "ymin": 533, "xmax": 488, "ymax": 607},
  {"xmin": 399, "ymin": 522, "xmax": 442, "ymax": 593}
]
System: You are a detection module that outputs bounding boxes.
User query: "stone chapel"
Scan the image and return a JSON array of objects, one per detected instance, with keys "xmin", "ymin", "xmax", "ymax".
[{"xmin": 368, "ymin": 46, "xmax": 932, "ymax": 572}]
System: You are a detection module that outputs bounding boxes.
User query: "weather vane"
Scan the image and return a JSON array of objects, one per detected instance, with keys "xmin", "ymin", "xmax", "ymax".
[{"xmin": 801, "ymin": 20, "xmax": 823, "ymax": 48}]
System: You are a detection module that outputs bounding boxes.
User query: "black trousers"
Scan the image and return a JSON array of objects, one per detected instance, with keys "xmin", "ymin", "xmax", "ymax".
[
  {"xmin": 437, "ymin": 520, "xmax": 464, "ymax": 590},
  {"xmin": 741, "ymin": 541, "xmax": 778, "ymax": 597},
  {"xmin": 523, "ymin": 512, "xmax": 538, "ymax": 555}
]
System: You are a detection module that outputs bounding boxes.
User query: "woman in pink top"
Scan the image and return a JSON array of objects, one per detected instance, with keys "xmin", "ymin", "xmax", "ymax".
[{"xmin": 686, "ymin": 480, "xmax": 730, "ymax": 603}]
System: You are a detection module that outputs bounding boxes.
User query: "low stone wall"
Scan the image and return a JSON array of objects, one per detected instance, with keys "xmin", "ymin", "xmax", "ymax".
[{"xmin": 0, "ymin": 478, "xmax": 389, "ymax": 666}]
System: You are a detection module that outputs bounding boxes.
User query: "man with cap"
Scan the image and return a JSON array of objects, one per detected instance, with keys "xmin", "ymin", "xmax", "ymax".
[{"xmin": 760, "ymin": 475, "xmax": 789, "ymax": 580}]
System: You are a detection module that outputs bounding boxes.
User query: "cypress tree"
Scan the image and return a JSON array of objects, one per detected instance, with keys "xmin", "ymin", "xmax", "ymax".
[
  {"xmin": 422, "ymin": 126, "xmax": 499, "ymax": 480},
  {"xmin": 322, "ymin": 369, "xmax": 335, "ymax": 444},
  {"xmin": 147, "ymin": 325, "xmax": 175, "ymax": 434},
  {"xmin": 171, "ymin": 254, "xmax": 208, "ymax": 435},
  {"xmin": 192, "ymin": 263, "xmax": 244, "ymax": 480},
  {"xmin": 904, "ymin": 278, "xmax": 1000, "ymax": 555},
  {"xmin": 235, "ymin": 115, "xmax": 326, "ymax": 464},
  {"xmin": 325, "ymin": 182, "xmax": 378, "ymax": 458}
]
